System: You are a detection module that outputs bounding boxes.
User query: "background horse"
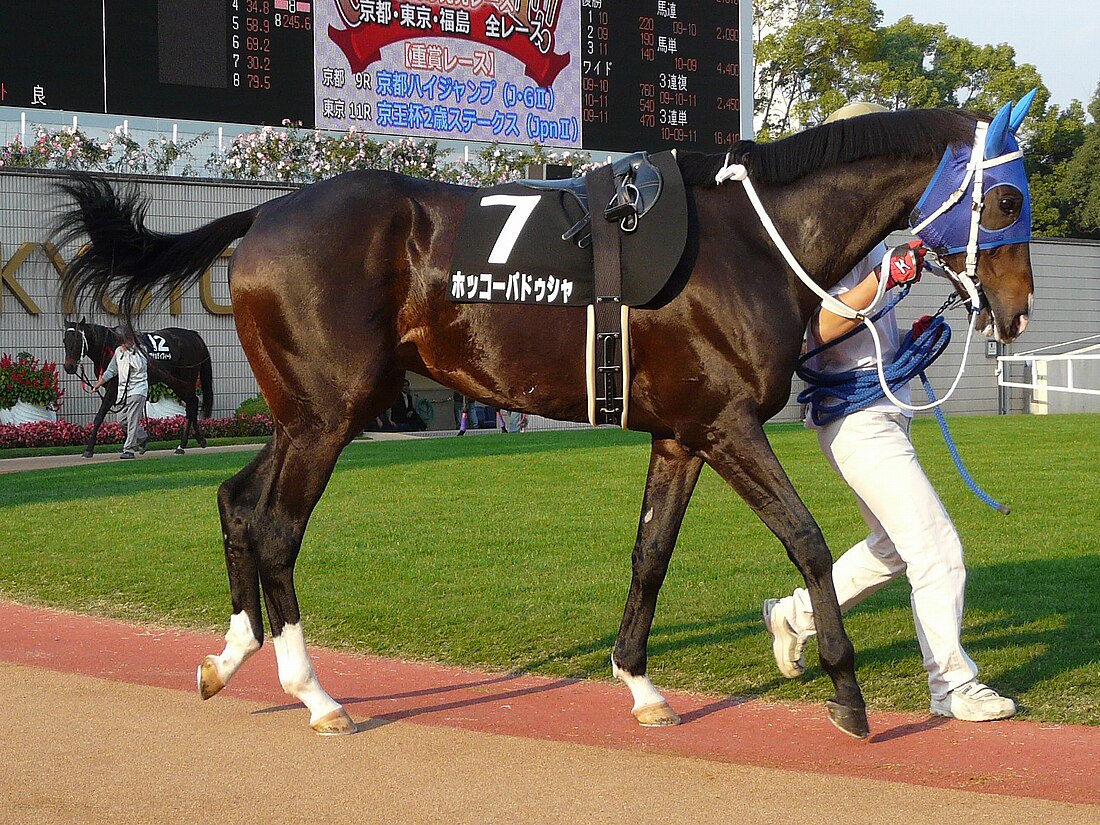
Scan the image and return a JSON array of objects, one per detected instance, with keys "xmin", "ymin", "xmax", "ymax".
[
  {"xmin": 61, "ymin": 319, "xmax": 214, "ymax": 456},
  {"xmin": 53, "ymin": 104, "xmax": 1035, "ymax": 739}
]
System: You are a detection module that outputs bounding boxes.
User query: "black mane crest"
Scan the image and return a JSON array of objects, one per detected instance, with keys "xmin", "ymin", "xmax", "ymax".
[{"xmin": 678, "ymin": 109, "xmax": 974, "ymax": 187}]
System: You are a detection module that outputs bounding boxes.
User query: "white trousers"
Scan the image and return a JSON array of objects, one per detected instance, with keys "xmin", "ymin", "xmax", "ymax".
[{"xmin": 790, "ymin": 409, "xmax": 978, "ymax": 700}]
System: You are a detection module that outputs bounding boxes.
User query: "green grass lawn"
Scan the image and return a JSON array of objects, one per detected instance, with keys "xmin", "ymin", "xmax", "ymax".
[{"xmin": 1, "ymin": 415, "xmax": 1097, "ymax": 724}]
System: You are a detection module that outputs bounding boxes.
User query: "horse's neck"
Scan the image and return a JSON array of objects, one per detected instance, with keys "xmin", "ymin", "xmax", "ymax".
[
  {"xmin": 774, "ymin": 154, "xmax": 943, "ymax": 294},
  {"xmin": 90, "ymin": 325, "xmax": 115, "ymax": 369}
]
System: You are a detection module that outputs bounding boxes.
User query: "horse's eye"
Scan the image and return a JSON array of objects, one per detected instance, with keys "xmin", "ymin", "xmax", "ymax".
[{"xmin": 1000, "ymin": 198, "xmax": 1017, "ymax": 214}]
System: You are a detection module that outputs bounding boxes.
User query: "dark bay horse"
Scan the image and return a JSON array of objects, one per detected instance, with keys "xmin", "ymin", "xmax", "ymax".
[
  {"xmin": 62, "ymin": 319, "xmax": 214, "ymax": 456},
  {"xmin": 53, "ymin": 104, "xmax": 1035, "ymax": 738}
]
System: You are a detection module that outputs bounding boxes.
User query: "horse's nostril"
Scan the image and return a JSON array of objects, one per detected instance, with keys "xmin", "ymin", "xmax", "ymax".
[{"xmin": 1015, "ymin": 314, "xmax": 1029, "ymax": 337}]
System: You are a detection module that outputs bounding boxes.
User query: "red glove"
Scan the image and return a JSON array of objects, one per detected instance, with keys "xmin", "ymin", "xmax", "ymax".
[
  {"xmin": 883, "ymin": 240, "xmax": 927, "ymax": 289},
  {"xmin": 912, "ymin": 314, "xmax": 934, "ymax": 338}
]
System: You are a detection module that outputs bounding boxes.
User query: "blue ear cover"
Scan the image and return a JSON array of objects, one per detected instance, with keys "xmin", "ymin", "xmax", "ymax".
[
  {"xmin": 985, "ymin": 102, "xmax": 1012, "ymax": 159},
  {"xmin": 1009, "ymin": 88, "xmax": 1038, "ymax": 133}
]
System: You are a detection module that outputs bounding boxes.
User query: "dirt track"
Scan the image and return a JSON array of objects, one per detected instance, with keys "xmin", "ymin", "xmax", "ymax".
[{"xmin": 1, "ymin": 601, "xmax": 1096, "ymax": 824}]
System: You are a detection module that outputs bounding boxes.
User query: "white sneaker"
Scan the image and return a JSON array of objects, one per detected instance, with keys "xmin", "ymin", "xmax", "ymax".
[
  {"xmin": 762, "ymin": 597, "xmax": 813, "ymax": 679},
  {"xmin": 930, "ymin": 681, "xmax": 1017, "ymax": 722}
]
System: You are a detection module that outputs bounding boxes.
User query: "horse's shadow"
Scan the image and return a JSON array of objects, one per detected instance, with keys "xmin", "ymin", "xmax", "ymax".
[
  {"xmin": 254, "ymin": 614, "xmax": 765, "ymax": 727},
  {"xmin": 256, "ymin": 555, "xmax": 1097, "ymax": 734}
]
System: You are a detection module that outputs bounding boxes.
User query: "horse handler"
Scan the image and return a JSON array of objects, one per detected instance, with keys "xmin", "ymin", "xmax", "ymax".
[
  {"xmin": 763, "ymin": 102, "xmax": 1017, "ymax": 724},
  {"xmin": 89, "ymin": 326, "xmax": 149, "ymax": 460}
]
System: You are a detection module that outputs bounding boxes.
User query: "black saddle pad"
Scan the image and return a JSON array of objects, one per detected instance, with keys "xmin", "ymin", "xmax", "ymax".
[
  {"xmin": 139, "ymin": 332, "xmax": 176, "ymax": 364},
  {"xmin": 448, "ymin": 151, "xmax": 687, "ymax": 307}
]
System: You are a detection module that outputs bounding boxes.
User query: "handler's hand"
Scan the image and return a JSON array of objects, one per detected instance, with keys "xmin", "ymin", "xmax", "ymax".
[{"xmin": 884, "ymin": 240, "xmax": 927, "ymax": 289}]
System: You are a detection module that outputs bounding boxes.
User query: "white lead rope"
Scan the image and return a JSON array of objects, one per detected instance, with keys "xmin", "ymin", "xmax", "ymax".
[{"xmin": 713, "ymin": 121, "xmax": 1009, "ymax": 412}]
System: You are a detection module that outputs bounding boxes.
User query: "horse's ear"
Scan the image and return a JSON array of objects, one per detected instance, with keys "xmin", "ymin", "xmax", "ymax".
[
  {"xmin": 1009, "ymin": 88, "xmax": 1038, "ymax": 133},
  {"xmin": 984, "ymin": 102, "xmax": 1012, "ymax": 159},
  {"xmin": 79, "ymin": 316, "xmax": 86, "ymax": 325}
]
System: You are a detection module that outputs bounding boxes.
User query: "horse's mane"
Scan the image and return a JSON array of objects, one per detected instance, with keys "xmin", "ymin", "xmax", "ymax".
[{"xmin": 677, "ymin": 109, "xmax": 975, "ymax": 187}]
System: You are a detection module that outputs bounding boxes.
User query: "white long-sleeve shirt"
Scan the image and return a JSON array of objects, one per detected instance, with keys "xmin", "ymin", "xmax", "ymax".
[
  {"xmin": 101, "ymin": 346, "xmax": 149, "ymax": 398},
  {"xmin": 803, "ymin": 242, "xmax": 911, "ymax": 425}
]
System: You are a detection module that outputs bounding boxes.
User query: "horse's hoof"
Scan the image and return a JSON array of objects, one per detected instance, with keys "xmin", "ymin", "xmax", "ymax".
[
  {"xmin": 826, "ymin": 700, "xmax": 870, "ymax": 739},
  {"xmin": 174, "ymin": 447, "xmax": 185, "ymax": 455},
  {"xmin": 633, "ymin": 701, "xmax": 681, "ymax": 727},
  {"xmin": 197, "ymin": 656, "xmax": 225, "ymax": 700},
  {"xmin": 198, "ymin": 440, "xmax": 208, "ymax": 449},
  {"xmin": 311, "ymin": 707, "xmax": 358, "ymax": 736},
  {"xmin": 82, "ymin": 451, "xmax": 94, "ymax": 459}
]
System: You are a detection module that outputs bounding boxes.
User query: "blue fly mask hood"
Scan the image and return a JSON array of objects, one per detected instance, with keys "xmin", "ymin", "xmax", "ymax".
[{"xmin": 910, "ymin": 89, "xmax": 1036, "ymax": 255}]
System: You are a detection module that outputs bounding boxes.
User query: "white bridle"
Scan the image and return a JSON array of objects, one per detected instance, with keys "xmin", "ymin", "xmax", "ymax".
[
  {"xmin": 65, "ymin": 326, "xmax": 89, "ymax": 362},
  {"xmin": 713, "ymin": 120, "xmax": 1021, "ymax": 412}
]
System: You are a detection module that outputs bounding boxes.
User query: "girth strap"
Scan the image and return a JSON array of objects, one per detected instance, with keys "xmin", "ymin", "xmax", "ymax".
[{"xmin": 586, "ymin": 164, "xmax": 628, "ymax": 427}]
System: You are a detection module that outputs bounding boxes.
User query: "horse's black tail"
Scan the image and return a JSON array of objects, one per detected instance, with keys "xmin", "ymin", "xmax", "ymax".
[
  {"xmin": 51, "ymin": 172, "xmax": 260, "ymax": 320},
  {"xmin": 200, "ymin": 350, "xmax": 214, "ymax": 419}
]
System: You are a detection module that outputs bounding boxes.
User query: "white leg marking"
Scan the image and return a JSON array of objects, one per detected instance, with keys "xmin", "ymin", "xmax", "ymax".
[
  {"xmin": 612, "ymin": 655, "xmax": 667, "ymax": 713},
  {"xmin": 207, "ymin": 611, "xmax": 261, "ymax": 687},
  {"xmin": 643, "ymin": 507, "xmax": 654, "ymax": 524},
  {"xmin": 272, "ymin": 623, "xmax": 342, "ymax": 725}
]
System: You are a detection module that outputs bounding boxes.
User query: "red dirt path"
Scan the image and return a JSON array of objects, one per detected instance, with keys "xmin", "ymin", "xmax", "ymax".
[{"xmin": 1, "ymin": 600, "xmax": 1096, "ymax": 806}]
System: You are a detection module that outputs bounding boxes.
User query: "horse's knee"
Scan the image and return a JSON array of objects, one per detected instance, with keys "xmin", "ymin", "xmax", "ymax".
[{"xmin": 784, "ymin": 522, "xmax": 832, "ymax": 578}]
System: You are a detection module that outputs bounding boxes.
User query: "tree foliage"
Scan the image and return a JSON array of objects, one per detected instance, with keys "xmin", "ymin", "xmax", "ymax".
[{"xmin": 753, "ymin": 1, "xmax": 1099, "ymax": 238}]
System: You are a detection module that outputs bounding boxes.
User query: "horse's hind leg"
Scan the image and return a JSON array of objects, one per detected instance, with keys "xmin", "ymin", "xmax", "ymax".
[
  {"xmin": 177, "ymin": 391, "xmax": 203, "ymax": 454},
  {"xmin": 613, "ymin": 438, "xmax": 703, "ymax": 726},
  {"xmin": 699, "ymin": 420, "xmax": 868, "ymax": 738},
  {"xmin": 198, "ymin": 443, "xmax": 274, "ymax": 698},
  {"xmin": 256, "ymin": 430, "xmax": 359, "ymax": 734},
  {"xmin": 203, "ymin": 417, "xmax": 364, "ymax": 734}
]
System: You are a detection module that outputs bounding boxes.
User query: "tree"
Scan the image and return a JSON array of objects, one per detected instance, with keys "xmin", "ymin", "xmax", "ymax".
[
  {"xmin": 753, "ymin": 0, "xmax": 883, "ymax": 139},
  {"xmin": 1057, "ymin": 85, "xmax": 1100, "ymax": 238},
  {"xmin": 751, "ymin": 2, "xmax": 1099, "ymax": 238}
]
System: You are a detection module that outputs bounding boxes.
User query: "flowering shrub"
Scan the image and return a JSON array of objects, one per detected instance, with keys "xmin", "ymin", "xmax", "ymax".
[
  {"xmin": 0, "ymin": 135, "xmax": 35, "ymax": 168},
  {"xmin": 142, "ymin": 414, "xmax": 273, "ymax": 440},
  {"xmin": 1, "ymin": 121, "xmax": 593, "ymax": 186},
  {"xmin": 0, "ymin": 413, "xmax": 274, "ymax": 450},
  {"xmin": 27, "ymin": 126, "xmax": 111, "ymax": 169},
  {"xmin": 0, "ymin": 126, "xmax": 208, "ymax": 174},
  {"xmin": 0, "ymin": 352, "xmax": 64, "ymax": 410},
  {"xmin": 453, "ymin": 142, "xmax": 595, "ymax": 185},
  {"xmin": 107, "ymin": 128, "xmax": 209, "ymax": 176},
  {"xmin": 0, "ymin": 418, "xmax": 92, "ymax": 449}
]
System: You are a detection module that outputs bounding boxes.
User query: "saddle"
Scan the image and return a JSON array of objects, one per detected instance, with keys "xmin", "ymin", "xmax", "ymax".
[
  {"xmin": 521, "ymin": 152, "xmax": 666, "ymax": 244},
  {"xmin": 447, "ymin": 150, "xmax": 689, "ymax": 428}
]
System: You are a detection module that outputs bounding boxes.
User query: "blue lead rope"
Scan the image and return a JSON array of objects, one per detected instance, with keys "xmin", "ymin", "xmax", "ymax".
[{"xmin": 796, "ymin": 289, "xmax": 1010, "ymax": 514}]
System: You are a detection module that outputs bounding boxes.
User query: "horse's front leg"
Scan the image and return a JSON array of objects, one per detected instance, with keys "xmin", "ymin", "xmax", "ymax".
[
  {"xmin": 699, "ymin": 419, "xmax": 868, "ymax": 738},
  {"xmin": 83, "ymin": 387, "xmax": 115, "ymax": 458},
  {"xmin": 613, "ymin": 437, "xmax": 703, "ymax": 726}
]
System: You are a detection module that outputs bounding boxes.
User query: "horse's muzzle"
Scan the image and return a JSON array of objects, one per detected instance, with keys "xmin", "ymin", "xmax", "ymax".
[{"xmin": 981, "ymin": 307, "xmax": 1030, "ymax": 344}]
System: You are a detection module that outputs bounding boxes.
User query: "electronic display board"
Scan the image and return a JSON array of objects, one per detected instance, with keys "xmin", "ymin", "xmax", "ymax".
[{"xmin": 0, "ymin": 2, "xmax": 751, "ymax": 152}]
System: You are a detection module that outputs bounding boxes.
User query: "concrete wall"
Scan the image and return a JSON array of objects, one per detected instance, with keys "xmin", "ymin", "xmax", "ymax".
[{"xmin": 3, "ymin": 168, "xmax": 1098, "ymax": 428}]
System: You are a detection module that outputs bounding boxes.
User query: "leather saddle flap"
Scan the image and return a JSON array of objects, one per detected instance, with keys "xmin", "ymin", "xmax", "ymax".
[{"xmin": 447, "ymin": 150, "xmax": 687, "ymax": 308}]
